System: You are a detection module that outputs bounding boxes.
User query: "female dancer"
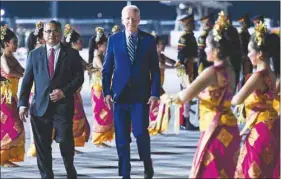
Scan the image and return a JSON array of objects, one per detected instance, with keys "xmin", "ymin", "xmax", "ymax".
[
  {"xmin": 172, "ymin": 11, "xmax": 240, "ymax": 178},
  {"xmin": 0, "ymin": 25, "xmax": 25, "ymax": 167},
  {"xmin": 63, "ymin": 24, "xmax": 90, "ymax": 152},
  {"xmin": 148, "ymin": 33, "xmax": 176, "ymax": 135},
  {"xmin": 232, "ymin": 21, "xmax": 280, "ymax": 178},
  {"xmin": 89, "ymin": 27, "xmax": 114, "ymax": 147}
]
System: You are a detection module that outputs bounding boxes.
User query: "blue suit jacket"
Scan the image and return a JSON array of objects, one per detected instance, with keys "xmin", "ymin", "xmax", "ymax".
[
  {"xmin": 18, "ymin": 44, "xmax": 84, "ymax": 117},
  {"xmin": 102, "ymin": 30, "xmax": 160, "ymax": 102}
]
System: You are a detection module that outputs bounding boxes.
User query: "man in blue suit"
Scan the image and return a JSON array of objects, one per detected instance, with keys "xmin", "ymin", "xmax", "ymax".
[
  {"xmin": 102, "ymin": 5, "xmax": 160, "ymax": 179},
  {"xmin": 18, "ymin": 20, "xmax": 84, "ymax": 179}
]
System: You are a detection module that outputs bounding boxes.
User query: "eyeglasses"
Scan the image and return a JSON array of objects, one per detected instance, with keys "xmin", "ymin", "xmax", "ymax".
[{"xmin": 44, "ymin": 29, "xmax": 61, "ymax": 34}]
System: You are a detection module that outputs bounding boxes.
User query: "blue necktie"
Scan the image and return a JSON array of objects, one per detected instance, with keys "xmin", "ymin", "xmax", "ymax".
[{"xmin": 128, "ymin": 35, "xmax": 135, "ymax": 64}]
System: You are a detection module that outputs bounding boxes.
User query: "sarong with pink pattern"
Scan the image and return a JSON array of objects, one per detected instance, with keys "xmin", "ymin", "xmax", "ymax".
[
  {"xmin": 234, "ymin": 69, "xmax": 280, "ymax": 178},
  {"xmin": 189, "ymin": 64, "xmax": 240, "ymax": 178}
]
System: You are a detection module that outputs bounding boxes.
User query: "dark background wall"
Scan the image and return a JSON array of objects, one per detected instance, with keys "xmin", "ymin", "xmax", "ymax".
[{"xmin": 1, "ymin": 1, "xmax": 280, "ymax": 21}]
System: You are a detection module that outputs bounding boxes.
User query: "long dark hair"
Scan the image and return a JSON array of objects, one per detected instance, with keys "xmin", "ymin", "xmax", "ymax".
[
  {"xmin": 208, "ymin": 11, "xmax": 242, "ymax": 85},
  {"xmin": 250, "ymin": 23, "xmax": 280, "ymax": 76},
  {"xmin": 206, "ymin": 12, "xmax": 232, "ymax": 60},
  {"xmin": 88, "ymin": 27, "xmax": 107, "ymax": 64},
  {"xmin": 27, "ymin": 21, "xmax": 44, "ymax": 53},
  {"xmin": 62, "ymin": 24, "xmax": 81, "ymax": 48},
  {"xmin": 0, "ymin": 25, "xmax": 17, "ymax": 49}
]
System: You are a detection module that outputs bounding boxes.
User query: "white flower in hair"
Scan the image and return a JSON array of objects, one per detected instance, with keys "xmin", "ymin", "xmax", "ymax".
[
  {"xmin": 0, "ymin": 24, "xmax": 8, "ymax": 40},
  {"xmin": 95, "ymin": 27, "xmax": 104, "ymax": 42},
  {"xmin": 64, "ymin": 24, "xmax": 73, "ymax": 43},
  {"xmin": 34, "ymin": 21, "xmax": 43, "ymax": 36}
]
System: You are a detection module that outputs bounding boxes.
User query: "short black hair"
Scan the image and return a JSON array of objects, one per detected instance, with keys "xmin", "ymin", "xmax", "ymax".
[{"xmin": 46, "ymin": 20, "xmax": 62, "ymax": 30}]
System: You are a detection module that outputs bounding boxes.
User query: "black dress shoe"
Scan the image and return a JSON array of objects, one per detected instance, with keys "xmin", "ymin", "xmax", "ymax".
[
  {"xmin": 122, "ymin": 176, "xmax": 131, "ymax": 179},
  {"xmin": 144, "ymin": 159, "xmax": 154, "ymax": 179},
  {"xmin": 144, "ymin": 169, "xmax": 154, "ymax": 179},
  {"xmin": 180, "ymin": 126, "xmax": 186, "ymax": 130}
]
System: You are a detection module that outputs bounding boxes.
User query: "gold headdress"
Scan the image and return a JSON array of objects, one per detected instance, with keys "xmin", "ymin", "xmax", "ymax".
[
  {"xmin": 212, "ymin": 11, "xmax": 230, "ymax": 42},
  {"xmin": 254, "ymin": 21, "xmax": 267, "ymax": 46},
  {"xmin": 1, "ymin": 24, "xmax": 8, "ymax": 40},
  {"xmin": 112, "ymin": 25, "xmax": 120, "ymax": 34},
  {"xmin": 95, "ymin": 27, "xmax": 104, "ymax": 42},
  {"xmin": 151, "ymin": 31, "xmax": 157, "ymax": 38},
  {"xmin": 64, "ymin": 24, "xmax": 73, "ymax": 43},
  {"xmin": 34, "ymin": 21, "xmax": 43, "ymax": 36}
]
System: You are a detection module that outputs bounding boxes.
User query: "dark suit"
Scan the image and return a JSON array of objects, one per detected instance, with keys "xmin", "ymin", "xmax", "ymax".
[
  {"xmin": 102, "ymin": 30, "xmax": 160, "ymax": 177},
  {"xmin": 18, "ymin": 44, "xmax": 84, "ymax": 179}
]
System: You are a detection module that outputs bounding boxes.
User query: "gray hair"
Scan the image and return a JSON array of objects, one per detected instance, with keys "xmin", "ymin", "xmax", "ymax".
[
  {"xmin": 121, "ymin": 5, "xmax": 140, "ymax": 18},
  {"xmin": 44, "ymin": 20, "xmax": 62, "ymax": 30}
]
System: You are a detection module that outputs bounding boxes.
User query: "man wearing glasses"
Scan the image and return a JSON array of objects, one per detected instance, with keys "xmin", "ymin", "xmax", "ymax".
[{"xmin": 18, "ymin": 20, "xmax": 84, "ymax": 179}]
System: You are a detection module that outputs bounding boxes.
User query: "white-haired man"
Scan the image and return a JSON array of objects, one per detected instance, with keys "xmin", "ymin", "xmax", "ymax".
[{"xmin": 102, "ymin": 5, "xmax": 160, "ymax": 179}]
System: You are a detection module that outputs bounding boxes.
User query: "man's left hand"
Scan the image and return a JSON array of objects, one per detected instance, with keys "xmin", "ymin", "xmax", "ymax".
[
  {"xmin": 50, "ymin": 89, "xmax": 65, "ymax": 102},
  {"xmin": 147, "ymin": 97, "xmax": 159, "ymax": 111}
]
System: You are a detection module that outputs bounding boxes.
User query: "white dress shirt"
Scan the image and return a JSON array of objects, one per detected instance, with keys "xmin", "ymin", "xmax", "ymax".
[{"xmin": 46, "ymin": 43, "xmax": 61, "ymax": 71}]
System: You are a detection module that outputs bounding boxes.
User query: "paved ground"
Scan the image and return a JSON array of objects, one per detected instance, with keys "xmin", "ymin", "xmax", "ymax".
[{"xmin": 1, "ymin": 47, "xmax": 203, "ymax": 178}]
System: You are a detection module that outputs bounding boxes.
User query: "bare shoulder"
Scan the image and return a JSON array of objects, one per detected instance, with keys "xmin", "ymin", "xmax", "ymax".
[
  {"xmin": 201, "ymin": 66, "xmax": 216, "ymax": 76},
  {"xmin": 0, "ymin": 54, "xmax": 8, "ymax": 65},
  {"xmin": 247, "ymin": 71, "xmax": 263, "ymax": 85},
  {"xmin": 0, "ymin": 54, "xmax": 6, "ymax": 62},
  {"xmin": 196, "ymin": 66, "xmax": 217, "ymax": 85}
]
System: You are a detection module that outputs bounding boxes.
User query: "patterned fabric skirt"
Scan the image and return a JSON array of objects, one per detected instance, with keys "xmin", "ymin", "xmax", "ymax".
[
  {"xmin": 148, "ymin": 101, "xmax": 170, "ymax": 136},
  {"xmin": 191, "ymin": 125, "xmax": 240, "ymax": 178},
  {"xmin": 91, "ymin": 88, "xmax": 114, "ymax": 144},
  {"xmin": 235, "ymin": 119, "xmax": 280, "ymax": 178},
  {"xmin": 73, "ymin": 91, "xmax": 90, "ymax": 147},
  {"xmin": 1, "ymin": 96, "xmax": 25, "ymax": 164}
]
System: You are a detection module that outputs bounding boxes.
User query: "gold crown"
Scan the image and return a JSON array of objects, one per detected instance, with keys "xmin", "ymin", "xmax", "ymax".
[
  {"xmin": 1, "ymin": 24, "xmax": 8, "ymax": 40},
  {"xmin": 34, "ymin": 21, "xmax": 44, "ymax": 36},
  {"xmin": 112, "ymin": 25, "xmax": 120, "ymax": 33},
  {"xmin": 212, "ymin": 11, "xmax": 230, "ymax": 42},
  {"xmin": 95, "ymin": 27, "xmax": 104, "ymax": 42},
  {"xmin": 254, "ymin": 21, "xmax": 267, "ymax": 46},
  {"xmin": 64, "ymin": 24, "xmax": 73, "ymax": 43}
]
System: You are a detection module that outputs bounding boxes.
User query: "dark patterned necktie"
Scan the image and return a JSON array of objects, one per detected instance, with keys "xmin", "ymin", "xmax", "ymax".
[{"xmin": 128, "ymin": 35, "xmax": 135, "ymax": 64}]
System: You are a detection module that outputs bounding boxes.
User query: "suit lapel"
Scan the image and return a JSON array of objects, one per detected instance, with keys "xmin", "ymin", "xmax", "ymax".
[
  {"xmin": 121, "ymin": 30, "xmax": 131, "ymax": 64},
  {"xmin": 136, "ymin": 30, "xmax": 144, "ymax": 63},
  {"xmin": 40, "ymin": 45, "xmax": 51, "ymax": 80},
  {"xmin": 52, "ymin": 44, "xmax": 66, "ymax": 79}
]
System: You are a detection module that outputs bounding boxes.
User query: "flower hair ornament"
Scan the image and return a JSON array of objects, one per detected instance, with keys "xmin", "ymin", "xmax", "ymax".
[
  {"xmin": 0, "ymin": 24, "xmax": 8, "ymax": 40},
  {"xmin": 254, "ymin": 21, "xmax": 267, "ymax": 46},
  {"xmin": 212, "ymin": 11, "xmax": 230, "ymax": 42},
  {"xmin": 34, "ymin": 21, "xmax": 43, "ymax": 36},
  {"xmin": 112, "ymin": 25, "xmax": 120, "ymax": 33},
  {"xmin": 95, "ymin": 27, "xmax": 104, "ymax": 42},
  {"xmin": 64, "ymin": 24, "xmax": 73, "ymax": 43},
  {"xmin": 151, "ymin": 31, "xmax": 157, "ymax": 38}
]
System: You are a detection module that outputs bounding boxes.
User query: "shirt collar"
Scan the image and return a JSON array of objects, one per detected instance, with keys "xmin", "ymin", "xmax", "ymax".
[
  {"xmin": 125, "ymin": 30, "xmax": 138, "ymax": 39},
  {"xmin": 46, "ymin": 43, "xmax": 61, "ymax": 51}
]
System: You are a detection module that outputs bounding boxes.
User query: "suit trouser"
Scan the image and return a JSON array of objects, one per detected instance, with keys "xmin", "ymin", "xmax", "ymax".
[
  {"xmin": 113, "ymin": 102, "xmax": 151, "ymax": 177},
  {"xmin": 31, "ymin": 104, "xmax": 76, "ymax": 179}
]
